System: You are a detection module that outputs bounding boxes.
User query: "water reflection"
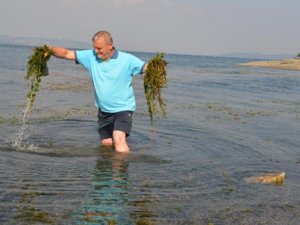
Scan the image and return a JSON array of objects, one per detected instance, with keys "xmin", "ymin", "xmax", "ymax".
[
  {"xmin": 72, "ymin": 146, "xmax": 159, "ymax": 225},
  {"xmin": 74, "ymin": 146, "xmax": 130, "ymax": 224}
]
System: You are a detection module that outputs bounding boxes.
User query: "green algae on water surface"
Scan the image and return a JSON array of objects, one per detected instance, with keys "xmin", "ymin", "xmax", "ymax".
[
  {"xmin": 144, "ymin": 53, "xmax": 168, "ymax": 125},
  {"xmin": 15, "ymin": 206, "xmax": 54, "ymax": 224},
  {"xmin": 15, "ymin": 192, "xmax": 54, "ymax": 224},
  {"xmin": 25, "ymin": 45, "xmax": 53, "ymax": 109}
]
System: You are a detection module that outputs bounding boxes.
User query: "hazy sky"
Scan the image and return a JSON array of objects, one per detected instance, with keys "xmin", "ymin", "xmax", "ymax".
[{"xmin": 1, "ymin": 0, "xmax": 299, "ymax": 55}]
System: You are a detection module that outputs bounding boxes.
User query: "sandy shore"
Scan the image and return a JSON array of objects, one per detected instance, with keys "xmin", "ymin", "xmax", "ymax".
[{"xmin": 239, "ymin": 58, "xmax": 300, "ymax": 71}]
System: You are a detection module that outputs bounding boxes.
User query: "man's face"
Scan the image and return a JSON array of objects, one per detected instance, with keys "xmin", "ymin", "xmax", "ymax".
[{"xmin": 93, "ymin": 37, "xmax": 113, "ymax": 61}]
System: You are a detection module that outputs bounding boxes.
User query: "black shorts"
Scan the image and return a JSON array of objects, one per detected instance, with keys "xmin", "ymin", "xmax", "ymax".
[{"xmin": 97, "ymin": 109, "xmax": 133, "ymax": 139}]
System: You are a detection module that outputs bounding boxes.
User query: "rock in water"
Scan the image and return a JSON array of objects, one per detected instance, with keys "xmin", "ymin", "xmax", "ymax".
[{"xmin": 244, "ymin": 172, "xmax": 285, "ymax": 185}]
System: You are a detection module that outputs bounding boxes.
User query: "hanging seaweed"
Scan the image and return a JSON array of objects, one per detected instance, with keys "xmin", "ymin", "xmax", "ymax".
[
  {"xmin": 144, "ymin": 52, "xmax": 168, "ymax": 125},
  {"xmin": 25, "ymin": 45, "xmax": 53, "ymax": 109}
]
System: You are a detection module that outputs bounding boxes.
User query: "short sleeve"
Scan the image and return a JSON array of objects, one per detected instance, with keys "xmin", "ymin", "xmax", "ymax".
[
  {"xmin": 75, "ymin": 50, "xmax": 94, "ymax": 70},
  {"xmin": 130, "ymin": 55, "xmax": 145, "ymax": 76}
]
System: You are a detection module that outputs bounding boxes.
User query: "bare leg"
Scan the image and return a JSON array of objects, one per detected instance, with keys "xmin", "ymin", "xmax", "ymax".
[{"xmin": 113, "ymin": 130, "xmax": 129, "ymax": 153}]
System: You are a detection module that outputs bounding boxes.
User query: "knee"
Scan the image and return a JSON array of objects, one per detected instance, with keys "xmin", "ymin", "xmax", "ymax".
[
  {"xmin": 113, "ymin": 131, "xmax": 129, "ymax": 153},
  {"xmin": 113, "ymin": 132, "xmax": 126, "ymax": 146},
  {"xmin": 101, "ymin": 138, "xmax": 113, "ymax": 146}
]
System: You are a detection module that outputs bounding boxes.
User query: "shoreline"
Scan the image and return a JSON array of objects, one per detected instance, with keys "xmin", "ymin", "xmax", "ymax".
[{"xmin": 239, "ymin": 58, "xmax": 300, "ymax": 71}]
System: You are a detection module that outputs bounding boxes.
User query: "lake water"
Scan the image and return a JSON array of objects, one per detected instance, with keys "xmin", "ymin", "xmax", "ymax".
[{"xmin": 0, "ymin": 44, "xmax": 300, "ymax": 225}]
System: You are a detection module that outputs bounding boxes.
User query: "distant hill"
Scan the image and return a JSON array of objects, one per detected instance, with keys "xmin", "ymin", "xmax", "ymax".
[
  {"xmin": 0, "ymin": 34, "xmax": 90, "ymax": 49},
  {"xmin": 223, "ymin": 52, "xmax": 295, "ymax": 60},
  {"xmin": 1, "ymin": 34, "xmax": 296, "ymax": 59}
]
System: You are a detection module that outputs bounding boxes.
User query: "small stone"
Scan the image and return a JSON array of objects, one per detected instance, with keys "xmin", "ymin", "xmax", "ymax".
[{"xmin": 244, "ymin": 172, "xmax": 285, "ymax": 185}]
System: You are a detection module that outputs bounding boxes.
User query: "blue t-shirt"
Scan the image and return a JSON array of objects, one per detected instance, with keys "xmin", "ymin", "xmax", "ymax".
[{"xmin": 75, "ymin": 49, "xmax": 145, "ymax": 113}]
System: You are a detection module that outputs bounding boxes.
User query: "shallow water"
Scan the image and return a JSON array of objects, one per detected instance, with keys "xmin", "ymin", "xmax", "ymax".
[{"xmin": 0, "ymin": 44, "xmax": 300, "ymax": 224}]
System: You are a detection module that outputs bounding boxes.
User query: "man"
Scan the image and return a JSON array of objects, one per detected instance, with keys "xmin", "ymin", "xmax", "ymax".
[{"xmin": 50, "ymin": 31, "xmax": 147, "ymax": 153}]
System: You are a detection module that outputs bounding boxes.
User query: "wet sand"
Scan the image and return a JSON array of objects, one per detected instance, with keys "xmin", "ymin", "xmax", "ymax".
[{"xmin": 240, "ymin": 58, "xmax": 300, "ymax": 71}]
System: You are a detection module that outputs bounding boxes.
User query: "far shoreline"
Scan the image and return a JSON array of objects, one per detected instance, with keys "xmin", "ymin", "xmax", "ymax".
[{"xmin": 239, "ymin": 58, "xmax": 300, "ymax": 71}]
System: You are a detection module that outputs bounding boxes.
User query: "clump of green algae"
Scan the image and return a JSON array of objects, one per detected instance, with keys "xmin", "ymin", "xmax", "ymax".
[
  {"xmin": 25, "ymin": 45, "xmax": 53, "ymax": 109},
  {"xmin": 12, "ymin": 45, "xmax": 52, "ymax": 150},
  {"xmin": 144, "ymin": 53, "xmax": 168, "ymax": 125}
]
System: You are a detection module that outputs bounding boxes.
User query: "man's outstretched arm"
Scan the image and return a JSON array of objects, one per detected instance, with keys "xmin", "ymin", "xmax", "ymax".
[{"xmin": 49, "ymin": 46, "xmax": 76, "ymax": 60}]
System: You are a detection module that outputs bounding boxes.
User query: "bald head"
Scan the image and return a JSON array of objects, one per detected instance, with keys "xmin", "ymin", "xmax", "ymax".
[{"xmin": 92, "ymin": 31, "xmax": 113, "ymax": 45}]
